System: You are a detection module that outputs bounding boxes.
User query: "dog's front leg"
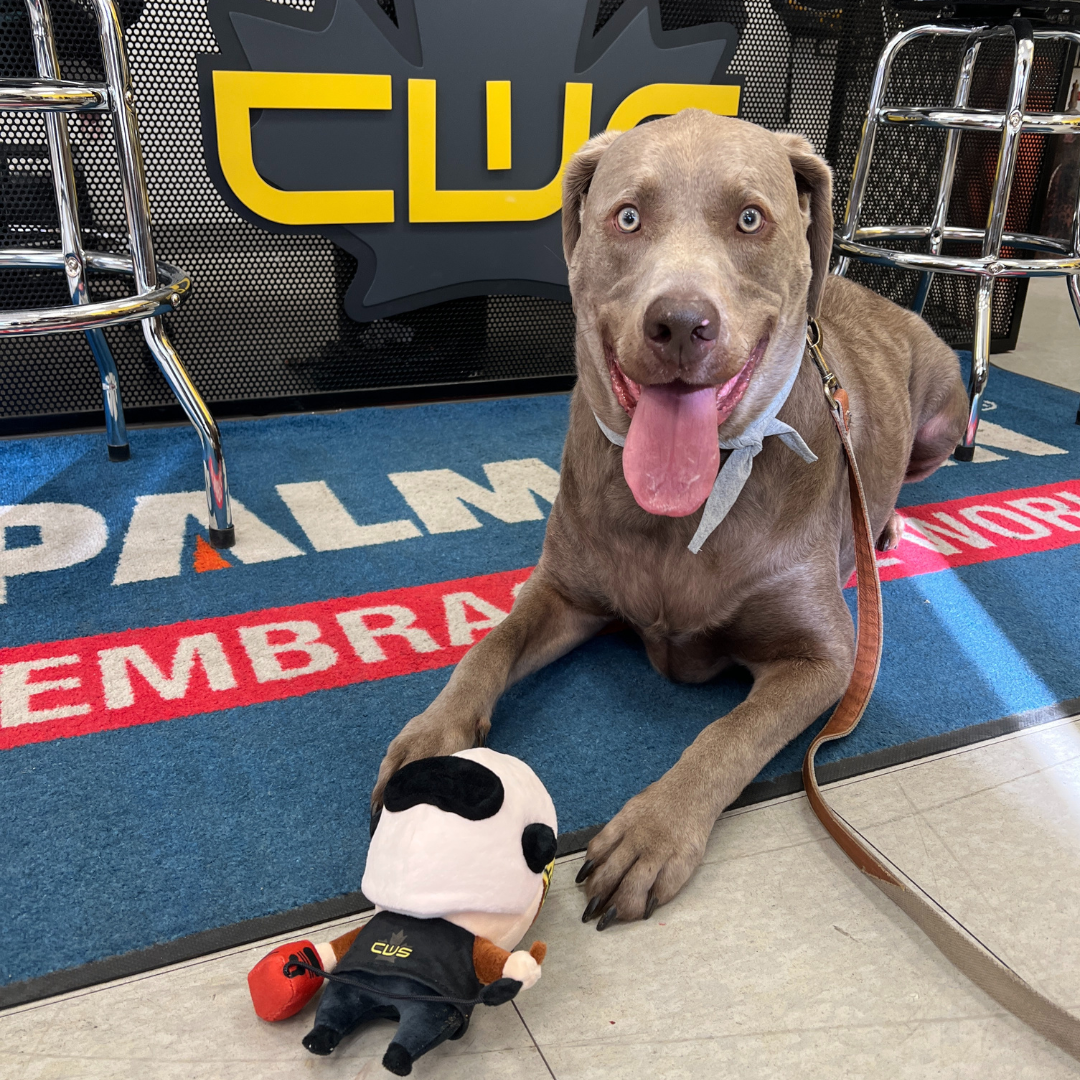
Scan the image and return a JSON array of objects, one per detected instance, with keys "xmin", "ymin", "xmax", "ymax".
[
  {"xmin": 578, "ymin": 641, "xmax": 852, "ymax": 928},
  {"xmin": 371, "ymin": 569, "xmax": 608, "ymax": 811}
]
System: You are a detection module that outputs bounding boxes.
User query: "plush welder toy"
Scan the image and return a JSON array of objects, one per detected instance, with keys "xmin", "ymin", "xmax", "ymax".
[{"xmin": 247, "ymin": 748, "xmax": 558, "ymax": 1076}]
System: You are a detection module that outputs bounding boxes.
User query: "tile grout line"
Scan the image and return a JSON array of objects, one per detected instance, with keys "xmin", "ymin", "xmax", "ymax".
[
  {"xmin": 826, "ymin": 800, "xmax": 1059, "ymax": 999},
  {"xmin": 513, "ymin": 1001, "xmax": 558, "ymax": 1080}
]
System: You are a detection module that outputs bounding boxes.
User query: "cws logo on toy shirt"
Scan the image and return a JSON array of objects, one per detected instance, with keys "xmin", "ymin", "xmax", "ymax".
[
  {"xmin": 197, "ymin": 0, "xmax": 740, "ymax": 319},
  {"xmin": 371, "ymin": 931, "xmax": 412, "ymax": 960}
]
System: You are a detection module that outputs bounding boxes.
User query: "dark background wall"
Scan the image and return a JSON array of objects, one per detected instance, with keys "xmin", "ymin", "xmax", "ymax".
[{"xmin": 0, "ymin": 0, "xmax": 1072, "ymax": 433}]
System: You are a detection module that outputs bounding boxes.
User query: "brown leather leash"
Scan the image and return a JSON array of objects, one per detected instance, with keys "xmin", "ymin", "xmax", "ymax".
[{"xmin": 802, "ymin": 318, "xmax": 1080, "ymax": 1061}]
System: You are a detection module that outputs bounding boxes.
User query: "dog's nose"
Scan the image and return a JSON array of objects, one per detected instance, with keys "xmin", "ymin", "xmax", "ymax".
[{"xmin": 643, "ymin": 296, "xmax": 720, "ymax": 371}]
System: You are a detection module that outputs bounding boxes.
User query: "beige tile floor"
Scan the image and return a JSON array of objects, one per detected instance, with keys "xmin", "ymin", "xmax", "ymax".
[
  {"xmin": 2, "ymin": 715, "xmax": 1079, "ymax": 1080},
  {"xmin": 992, "ymin": 275, "xmax": 1080, "ymax": 392},
  {"xmin": 3, "ymin": 284, "xmax": 1080, "ymax": 1080}
]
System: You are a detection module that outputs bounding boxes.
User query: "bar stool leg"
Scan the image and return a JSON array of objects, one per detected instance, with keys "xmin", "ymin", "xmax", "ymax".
[
  {"xmin": 92, "ymin": 0, "xmax": 234, "ymax": 545},
  {"xmin": 86, "ymin": 330, "xmax": 130, "ymax": 459},
  {"xmin": 142, "ymin": 316, "xmax": 234, "ymax": 546},
  {"xmin": 956, "ymin": 276, "xmax": 993, "ymax": 460},
  {"xmin": 833, "ymin": 25, "xmax": 973, "ymax": 278},
  {"xmin": 955, "ymin": 18, "xmax": 1035, "ymax": 460},
  {"xmin": 1067, "ymin": 276, "xmax": 1080, "ymax": 425},
  {"xmin": 833, "ymin": 31, "xmax": 909, "ymax": 277},
  {"xmin": 25, "ymin": 0, "xmax": 130, "ymax": 460},
  {"xmin": 912, "ymin": 36, "xmax": 982, "ymax": 316}
]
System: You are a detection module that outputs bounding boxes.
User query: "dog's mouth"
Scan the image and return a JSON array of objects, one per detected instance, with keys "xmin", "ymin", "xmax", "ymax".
[
  {"xmin": 604, "ymin": 337, "xmax": 768, "ymax": 518},
  {"xmin": 605, "ymin": 340, "xmax": 766, "ymax": 425}
]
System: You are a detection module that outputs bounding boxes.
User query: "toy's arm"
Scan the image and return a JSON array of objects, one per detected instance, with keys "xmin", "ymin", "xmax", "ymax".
[
  {"xmin": 326, "ymin": 927, "xmax": 362, "ymax": 968},
  {"xmin": 473, "ymin": 937, "xmax": 546, "ymax": 990}
]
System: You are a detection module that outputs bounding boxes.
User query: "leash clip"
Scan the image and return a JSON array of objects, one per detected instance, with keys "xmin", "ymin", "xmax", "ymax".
[{"xmin": 805, "ymin": 318, "xmax": 848, "ymax": 427}]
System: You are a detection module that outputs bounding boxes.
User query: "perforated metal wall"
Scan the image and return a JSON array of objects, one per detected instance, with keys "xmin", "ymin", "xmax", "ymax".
[{"xmin": 0, "ymin": 0, "xmax": 1072, "ymax": 429}]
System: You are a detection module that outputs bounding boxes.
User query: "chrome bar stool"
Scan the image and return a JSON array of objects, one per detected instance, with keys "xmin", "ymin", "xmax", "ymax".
[
  {"xmin": 834, "ymin": 18, "xmax": 1080, "ymax": 459},
  {"xmin": 0, "ymin": 0, "xmax": 234, "ymax": 546}
]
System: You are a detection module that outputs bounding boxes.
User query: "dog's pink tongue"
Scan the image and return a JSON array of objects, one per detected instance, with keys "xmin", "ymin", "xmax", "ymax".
[{"xmin": 623, "ymin": 383, "xmax": 719, "ymax": 516}]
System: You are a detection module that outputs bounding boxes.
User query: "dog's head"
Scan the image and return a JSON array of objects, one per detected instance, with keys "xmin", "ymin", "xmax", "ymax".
[{"xmin": 562, "ymin": 111, "xmax": 832, "ymax": 518}]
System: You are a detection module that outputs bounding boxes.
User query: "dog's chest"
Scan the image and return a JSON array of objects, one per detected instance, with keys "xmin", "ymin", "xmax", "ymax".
[
  {"xmin": 553, "ymin": 428, "xmax": 835, "ymax": 634},
  {"xmin": 589, "ymin": 544, "xmax": 749, "ymax": 636}
]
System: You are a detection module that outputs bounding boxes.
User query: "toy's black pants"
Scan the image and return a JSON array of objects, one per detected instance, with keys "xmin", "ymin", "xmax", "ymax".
[{"xmin": 313, "ymin": 972, "xmax": 466, "ymax": 1060}]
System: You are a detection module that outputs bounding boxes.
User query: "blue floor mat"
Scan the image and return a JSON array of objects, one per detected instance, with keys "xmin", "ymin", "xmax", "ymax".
[{"xmin": 1, "ymin": 362, "xmax": 1078, "ymax": 992}]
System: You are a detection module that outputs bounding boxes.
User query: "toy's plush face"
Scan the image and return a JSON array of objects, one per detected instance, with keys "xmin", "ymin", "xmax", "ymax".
[
  {"xmin": 363, "ymin": 749, "xmax": 558, "ymax": 934},
  {"xmin": 448, "ymin": 879, "xmax": 550, "ymax": 952}
]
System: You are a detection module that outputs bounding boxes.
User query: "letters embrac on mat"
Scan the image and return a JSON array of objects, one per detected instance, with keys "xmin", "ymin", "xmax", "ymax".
[{"xmin": 1, "ymin": 369, "xmax": 1078, "ymax": 1005}]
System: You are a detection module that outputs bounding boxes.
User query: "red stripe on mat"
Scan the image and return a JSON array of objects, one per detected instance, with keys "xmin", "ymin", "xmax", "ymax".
[
  {"xmin": 2, "ymin": 480, "xmax": 1078, "ymax": 750},
  {"xmin": 0, "ymin": 568, "xmax": 531, "ymax": 750}
]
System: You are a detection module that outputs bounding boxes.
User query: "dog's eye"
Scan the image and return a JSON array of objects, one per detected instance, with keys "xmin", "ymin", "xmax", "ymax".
[
  {"xmin": 737, "ymin": 207, "xmax": 765, "ymax": 234},
  {"xmin": 615, "ymin": 206, "xmax": 640, "ymax": 233}
]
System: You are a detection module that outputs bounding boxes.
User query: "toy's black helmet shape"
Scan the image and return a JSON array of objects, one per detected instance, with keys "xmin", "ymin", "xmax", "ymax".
[
  {"xmin": 381, "ymin": 755, "xmax": 558, "ymax": 874},
  {"xmin": 383, "ymin": 754, "xmax": 506, "ymax": 820},
  {"xmin": 364, "ymin": 749, "xmax": 558, "ymax": 919}
]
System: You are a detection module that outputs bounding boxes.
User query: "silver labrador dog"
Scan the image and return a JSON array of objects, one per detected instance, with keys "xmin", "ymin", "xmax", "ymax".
[{"xmin": 372, "ymin": 111, "xmax": 968, "ymax": 928}]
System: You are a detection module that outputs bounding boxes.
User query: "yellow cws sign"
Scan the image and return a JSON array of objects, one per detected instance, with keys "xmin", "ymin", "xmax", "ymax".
[{"xmin": 212, "ymin": 72, "xmax": 740, "ymax": 226}]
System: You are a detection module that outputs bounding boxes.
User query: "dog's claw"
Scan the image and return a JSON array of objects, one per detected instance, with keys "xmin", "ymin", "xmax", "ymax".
[
  {"xmin": 644, "ymin": 894, "xmax": 658, "ymax": 920},
  {"xmin": 575, "ymin": 859, "xmax": 595, "ymax": 884},
  {"xmin": 596, "ymin": 905, "xmax": 618, "ymax": 931},
  {"xmin": 581, "ymin": 896, "xmax": 601, "ymax": 922}
]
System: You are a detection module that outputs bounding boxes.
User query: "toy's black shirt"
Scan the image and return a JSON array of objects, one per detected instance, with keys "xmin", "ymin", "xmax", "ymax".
[{"xmin": 337, "ymin": 911, "xmax": 480, "ymax": 1015}]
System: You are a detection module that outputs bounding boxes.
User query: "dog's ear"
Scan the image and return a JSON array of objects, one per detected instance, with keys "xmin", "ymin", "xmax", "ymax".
[
  {"xmin": 562, "ymin": 130, "xmax": 621, "ymax": 265},
  {"xmin": 776, "ymin": 133, "xmax": 833, "ymax": 319}
]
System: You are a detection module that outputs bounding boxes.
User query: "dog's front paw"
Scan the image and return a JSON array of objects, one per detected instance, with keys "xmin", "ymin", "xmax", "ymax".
[
  {"xmin": 371, "ymin": 709, "xmax": 488, "ymax": 813},
  {"xmin": 576, "ymin": 781, "xmax": 711, "ymax": 928}
]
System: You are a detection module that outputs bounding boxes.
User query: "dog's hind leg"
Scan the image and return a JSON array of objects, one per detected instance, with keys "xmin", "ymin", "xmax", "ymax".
[
  {"xmin": 906, "ymin": 408, "xmax": 964, "ymax": 481},
  {"xmin": 371, "ymin": 566, "xmax": 608, "ymax": 811},
  {"xmin": 876, "ymin": 510, "xmax": 903, "ymax": 551},
  {"xmin": 905, "ymin": 347, "xmax": 968, "ymax": 482}
]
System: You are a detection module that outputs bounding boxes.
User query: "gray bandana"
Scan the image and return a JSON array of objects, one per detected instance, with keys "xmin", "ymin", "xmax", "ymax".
[{"xmin": 594, "ymin": 354, "xmax": 817, "ymax": 553}]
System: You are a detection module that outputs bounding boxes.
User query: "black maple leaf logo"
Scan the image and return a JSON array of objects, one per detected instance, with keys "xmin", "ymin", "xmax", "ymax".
[
  {"xmin": 386, "ymin": 929, "xmax": 407, "ymax": 961},
  {"xmin": 199, "ymin": 0, "xmax": 737, "ymax": 319}
]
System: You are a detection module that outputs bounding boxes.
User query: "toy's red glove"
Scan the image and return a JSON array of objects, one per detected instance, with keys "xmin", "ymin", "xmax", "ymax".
[{"xmin": 247, "ymin": 941, "xmax": 324, "ymax": 1021}]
